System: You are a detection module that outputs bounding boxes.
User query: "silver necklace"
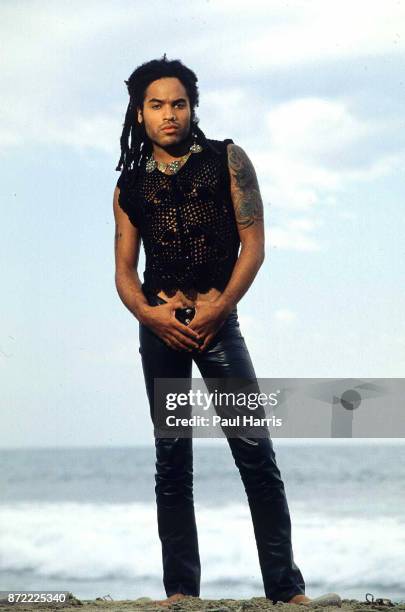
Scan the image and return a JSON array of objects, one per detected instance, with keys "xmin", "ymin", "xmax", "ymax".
[{"xmin": 145, "ymin": 140, "xmax": 203, "ymax": 174}]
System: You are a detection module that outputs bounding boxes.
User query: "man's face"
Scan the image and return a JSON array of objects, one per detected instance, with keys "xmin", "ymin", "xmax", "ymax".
[{"xmin": 137, "ymin": 77, "xmax": 192, "ymax": 148}]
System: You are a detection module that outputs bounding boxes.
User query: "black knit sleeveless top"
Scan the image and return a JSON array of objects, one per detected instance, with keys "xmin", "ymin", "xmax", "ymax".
[{"xmin": 116, "ymin": 138, "xmax": 240, "ymax": 298}]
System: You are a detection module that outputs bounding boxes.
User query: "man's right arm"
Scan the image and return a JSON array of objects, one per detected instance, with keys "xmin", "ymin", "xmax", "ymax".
[{"xmin": 113, "ymin": 185, "xmax": 151, "ymax": 324}]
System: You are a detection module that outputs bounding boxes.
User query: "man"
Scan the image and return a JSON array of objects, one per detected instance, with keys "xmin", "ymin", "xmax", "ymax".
[{"xmin": 113, "ymin": 55, "xmax": 341, "ymax": 608}]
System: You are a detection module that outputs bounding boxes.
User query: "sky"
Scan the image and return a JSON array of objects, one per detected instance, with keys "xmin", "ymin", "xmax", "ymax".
[{"xmin": 1, "ymin": 0, "xmax": 404, "ymax": 448}]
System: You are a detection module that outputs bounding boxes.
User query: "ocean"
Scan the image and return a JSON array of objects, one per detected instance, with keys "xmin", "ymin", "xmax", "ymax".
[{"xmin": 1, "ymin": 441, "xmax": 404, "ymax": 603}]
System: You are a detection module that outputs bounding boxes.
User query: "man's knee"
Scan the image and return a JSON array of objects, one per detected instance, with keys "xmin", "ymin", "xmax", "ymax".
[
  {"xmin": 230, "ymin": 436, "xmax": 285, "ymax": 495},
  {"xmin": 155, "ymin": 437, "xmax": 194, "ymax": 504}
]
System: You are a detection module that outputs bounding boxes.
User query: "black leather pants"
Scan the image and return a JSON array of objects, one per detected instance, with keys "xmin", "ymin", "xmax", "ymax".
[{"xmin": 138, "ymin": 294, "xmax": 306, "ymax": 603}]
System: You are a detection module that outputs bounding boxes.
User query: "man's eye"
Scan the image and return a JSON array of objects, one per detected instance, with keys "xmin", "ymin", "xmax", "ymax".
[
  {"xmin": 152, "ymin": 105, "xmax": 160, "ymax": 109},
  {"xmin": 175, "ymin": 102, "xmax": 185, "ymax": 108}
]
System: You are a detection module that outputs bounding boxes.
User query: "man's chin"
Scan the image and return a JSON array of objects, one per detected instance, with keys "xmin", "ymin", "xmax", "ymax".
[{"xmin": 156, "ymin": 131, "xmax": 190, "ymax": 149}]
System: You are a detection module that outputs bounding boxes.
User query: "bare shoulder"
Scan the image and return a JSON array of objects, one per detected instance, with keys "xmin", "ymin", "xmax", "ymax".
[{"xmin": 227, "ymin": 143, "xmax": 257, "ymax": 178}]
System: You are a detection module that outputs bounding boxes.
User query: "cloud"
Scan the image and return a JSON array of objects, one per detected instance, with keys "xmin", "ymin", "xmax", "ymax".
[
  {"xmin": 0, "ymin": 103, "xmax": 122, "ymax": 153},
  {"xmin": 250, "ymin": 95, "xmax": 404, "ymax": 250},
  {"xmin": 265, "ymin": 98, "xmax": 369, "ymax": 162},
  {"xmin": 267, "ymin": 218, "xmax": 322, "ymax": 252},
  {"xmin": 196, "ymin": 0, "xmax": 405, "ymax": 71},
  {"xmin": 274, "ymin": 308, "xmax": 297, "ymax": 323}
]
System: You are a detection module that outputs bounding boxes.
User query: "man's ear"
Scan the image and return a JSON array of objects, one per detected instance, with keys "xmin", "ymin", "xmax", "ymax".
[{"xmin": 137, "ymin": 107, "xmax": 143, "ymax": 124}]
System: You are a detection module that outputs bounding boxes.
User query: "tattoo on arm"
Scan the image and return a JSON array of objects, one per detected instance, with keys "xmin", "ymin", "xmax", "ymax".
[{"xmin": 228, "ymin": 144, "xmax": 264, "ymax": 229}]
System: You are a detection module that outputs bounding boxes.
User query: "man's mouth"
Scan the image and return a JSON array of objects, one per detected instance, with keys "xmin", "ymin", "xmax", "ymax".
[{"xmin": 161, "ymin": 125, "xmax": 179, "ymax": 133}]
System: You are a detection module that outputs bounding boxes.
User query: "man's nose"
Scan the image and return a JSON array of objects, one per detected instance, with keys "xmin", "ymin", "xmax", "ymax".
[{"xmin": 163, "ymin": 106, "xmax": 176, "ymax": 121}]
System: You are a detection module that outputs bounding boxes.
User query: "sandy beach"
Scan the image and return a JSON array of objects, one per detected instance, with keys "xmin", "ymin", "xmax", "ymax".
[{"xmin": 0, "ymin": 594, "xmax": 404, "ymax": 612}]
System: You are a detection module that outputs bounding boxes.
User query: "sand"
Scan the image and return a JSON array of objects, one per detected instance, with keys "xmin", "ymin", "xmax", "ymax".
[{"xmin": 0, "ymin": 593, "xmax": 404, "ymax": 612}]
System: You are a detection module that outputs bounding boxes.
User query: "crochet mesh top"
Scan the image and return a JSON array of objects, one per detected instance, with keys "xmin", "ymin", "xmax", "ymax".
[{"xmin": 116, "ymin": 137, "xmax": 240, "ymax": 299}]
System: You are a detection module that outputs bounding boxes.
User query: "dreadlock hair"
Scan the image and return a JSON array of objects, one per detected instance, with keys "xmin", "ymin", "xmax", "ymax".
[{"xmin": 115, "ymin": 54, "xmax": 212, "ymax": 173}]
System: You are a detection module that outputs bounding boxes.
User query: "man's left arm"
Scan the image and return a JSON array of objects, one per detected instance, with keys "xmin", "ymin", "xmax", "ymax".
[{"xmin": 215, "ymin": 142, "xmax": 265, "ymax": 314}]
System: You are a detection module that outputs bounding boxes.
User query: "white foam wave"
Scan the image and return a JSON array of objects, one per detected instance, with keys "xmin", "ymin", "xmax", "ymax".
[{"xmin": 0, "ymin": 502, "xmax": 404, "ymax": 590}]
